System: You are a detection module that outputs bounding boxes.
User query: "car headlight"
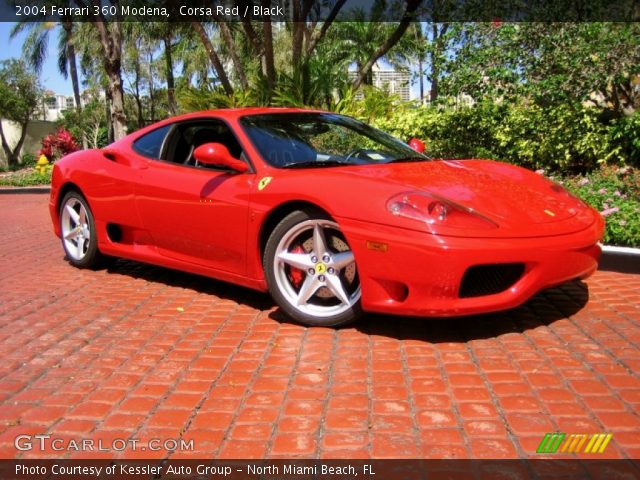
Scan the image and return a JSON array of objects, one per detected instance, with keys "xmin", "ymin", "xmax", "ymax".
[{"xmin": 387, "ymin": 192, "xmax": 498, "ymax": 230}]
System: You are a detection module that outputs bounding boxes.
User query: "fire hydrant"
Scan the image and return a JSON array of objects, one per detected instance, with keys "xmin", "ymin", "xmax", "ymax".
[{"xmin": 36, "ymin": 155, "xmax": 49, "ymax": 174}]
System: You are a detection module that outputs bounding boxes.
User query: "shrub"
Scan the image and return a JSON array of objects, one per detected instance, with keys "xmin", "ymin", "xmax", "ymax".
[
  {"xmin": 39, "ymin": 128, "xmax": 79, "ymax": 162},
  {"xmin": 365, "ymin": 101, "xmax": 637, "ymax": 174},
  {"xmin": 21, "ymin": 152, "xmax": 36, "ymax": 167},
  {"xmin": 562, "ymin": 166, "xmax": 640, "ymax": 247},
  {"xmin": 0, "ymin": 168, "xmax": 51, "ymax": 186}
]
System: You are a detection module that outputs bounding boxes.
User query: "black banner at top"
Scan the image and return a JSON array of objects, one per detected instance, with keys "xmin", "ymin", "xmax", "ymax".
[{"xmin": 1, "ymin": 0, "xmax": 639, "ymax": 23}]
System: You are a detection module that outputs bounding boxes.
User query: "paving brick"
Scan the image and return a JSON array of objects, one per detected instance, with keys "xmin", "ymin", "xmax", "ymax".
[
  {"xmin": 469, "ymin": 438, "xmax": 518, "ymax": 458},
  {"xmin": 1, "ymin": 194, "xmax": 640, "ymax": 460},
  {"xmin": 277, "ymin": 415, "xmax": 320, "ymax": 433},
  {"xmin": 371, "ymin": 434, "xmax": 420, "ymax": 458},
  {"xmin": 270, "ymin": 433, "xmax": 317, "ymax": 456},
  {"xmin": 229, "ymin": 423, "xmax": 273, "ymax": 441},
  {"xmin": 325, "ymin": 409, "xmax": 368, "ymax": 431}
]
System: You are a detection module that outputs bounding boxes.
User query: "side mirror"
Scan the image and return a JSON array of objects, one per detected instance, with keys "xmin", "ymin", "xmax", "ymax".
[
  {"xmin": 408, "ymin": 138, "xmax": 426, "ymax": 153},
  {"xmin": 193, "ymin": 143, "xmax": 249, "ymax": 173}
]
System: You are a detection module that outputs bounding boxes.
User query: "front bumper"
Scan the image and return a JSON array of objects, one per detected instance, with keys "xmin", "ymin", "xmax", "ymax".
[{"xmin": 339, "ymin": 216, "xmax": 603, "ymax": 317}]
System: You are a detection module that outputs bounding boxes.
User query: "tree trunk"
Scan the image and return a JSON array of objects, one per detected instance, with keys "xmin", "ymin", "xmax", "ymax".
[
  {"xmin": 62, "ymin": 20, "xmax": 87, "ymax": 148},
  {"xmin": 163, "ymin": 35, "xmax": 176, "ymax": 115},
  {"xmin": 291, "ymin": 1, "xmax": 303, "ymax": 69},
  {"xmin": 262, "ymin": 3, "xmax": 276, "ymax": 92},
  {"xmin": 93, "ymin": 16, "xmax": 127, "ymax": 140},
  {"xmin": 305, "ymin": 0, "xmax": 347, "ymax": 57},
  {"xmin": 0, "ymin": 120, "xmax": 28, "ymax": 167},
  {"xmin": 352, "ymin": 0, "xmax": 422, "ymax": 91},
  {"xmin": 148, "ymin": 50, "xmax": 156, "ymax": 123},
  {"xmin": 215, "ymin": 18, "xmax": 248, "ymax": 90},
  {"xmin": 133, "ymin": 44, "xmax": 143, "ymax": 128},
  {"xmin": 191, "ymin": 21, "xmax": 233, "ymax": 96},
  {"xmin": 418, "ymin": 56, "xmax": 424, "ymax": 102}
]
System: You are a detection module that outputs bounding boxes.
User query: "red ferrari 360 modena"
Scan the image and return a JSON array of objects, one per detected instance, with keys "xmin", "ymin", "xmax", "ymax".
[{"xmin": 49, "ymin": 108, "xmax": 604, "ymax": 326}]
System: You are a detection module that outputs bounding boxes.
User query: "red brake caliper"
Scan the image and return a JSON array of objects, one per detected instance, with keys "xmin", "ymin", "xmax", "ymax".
[{"xmin": 288, "ymin": 245, "xmax": 305, "ymax": 288}]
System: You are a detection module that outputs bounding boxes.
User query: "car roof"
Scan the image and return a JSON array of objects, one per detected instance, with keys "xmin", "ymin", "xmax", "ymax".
[
  {"xmin": 168, "ymin": 107, "xmax": 328, "ymax": 123},
  {"xmin": 118, "ymin": 107, "xmax": 334, "ymax": 145}
]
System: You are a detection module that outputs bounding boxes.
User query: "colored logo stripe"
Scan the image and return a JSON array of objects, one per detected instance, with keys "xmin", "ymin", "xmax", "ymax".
[
  {"xmin": 537, "ymin": 433, "xmax": 566, "ymax": 453},
  {"xmin": 537, "ymin": 433, "xmax": 612, "ymax": 454}
]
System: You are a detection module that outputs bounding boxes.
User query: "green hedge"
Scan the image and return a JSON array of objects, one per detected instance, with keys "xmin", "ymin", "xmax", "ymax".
[{"xmin": 370, "ymin": 102, "xmax": 639, "ymax": 173}]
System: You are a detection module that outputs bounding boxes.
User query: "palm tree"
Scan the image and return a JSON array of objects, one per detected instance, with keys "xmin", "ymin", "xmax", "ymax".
[{"xmin": 11, "ymin": 20, "xmax": 83, "ymax": 120}]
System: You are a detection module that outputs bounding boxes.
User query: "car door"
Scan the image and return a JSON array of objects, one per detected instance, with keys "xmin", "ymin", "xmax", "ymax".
[{"xmin": 132, "ymin": 118, "xmax": 253, "ymax": 276}]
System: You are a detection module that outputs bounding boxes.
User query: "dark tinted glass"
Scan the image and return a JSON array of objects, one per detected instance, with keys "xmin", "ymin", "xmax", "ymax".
[
  {"xmin": 132, "ymin": 125, "xmax": 171, "ymax": 159},
  {"xmin": 239, "ymin": 113, "xmax": 427, "ymax": 168}
]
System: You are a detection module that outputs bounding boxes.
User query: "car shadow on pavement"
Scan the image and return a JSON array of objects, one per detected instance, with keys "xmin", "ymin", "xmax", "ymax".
[
  {"xmin": 101, "ymin": 257, "xmax": 588, "ymax": 343},
  {"xmin": 103, "ymin": 258, "xmax": 274, "ymax": 312},
  {"xmin": 268, "ymin": 280, "xmax": 590, "ymax": 343},
  {"xmin": 355, "ymin": 280, "xmax": 590, "ymax": 343}
]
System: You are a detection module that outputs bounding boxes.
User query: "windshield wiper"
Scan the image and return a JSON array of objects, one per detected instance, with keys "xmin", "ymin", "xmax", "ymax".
[
  {"xmin": 281, "ymin": 160, "xmax": 352, "ymax": 169},
  {"xmin": 386, "ymin": 156, "xmax": 429, "ymax": 164}
]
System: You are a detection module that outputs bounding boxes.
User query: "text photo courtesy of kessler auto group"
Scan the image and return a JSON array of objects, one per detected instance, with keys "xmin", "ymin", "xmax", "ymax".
[{"xmin": 0, "ymin": 1, "xmax": 639, "ymax": 479}]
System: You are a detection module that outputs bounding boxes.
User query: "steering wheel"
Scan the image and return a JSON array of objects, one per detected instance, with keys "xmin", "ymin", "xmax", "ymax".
[{"xmin": 344, "ymin": 148, "xmax": 372, "ymax": 163}]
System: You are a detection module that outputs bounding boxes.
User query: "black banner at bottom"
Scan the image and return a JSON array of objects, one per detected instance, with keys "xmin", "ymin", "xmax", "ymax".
[{"xmin": 1, "ymin": 459, "xmax": 639, "ymax": 480}]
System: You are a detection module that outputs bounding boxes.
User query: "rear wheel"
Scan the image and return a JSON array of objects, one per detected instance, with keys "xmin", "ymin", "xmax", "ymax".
[
  {"xmin": 59, "ymin": 191, "xmax": 103, "ymax": 268},
  {"xmin": 264, "ymin": 210, "xmax": 361, "ymax": 327}
]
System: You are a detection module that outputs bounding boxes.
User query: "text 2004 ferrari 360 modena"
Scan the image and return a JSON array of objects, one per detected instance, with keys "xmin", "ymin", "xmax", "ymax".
[{"xmin": 49, "ymin": 108, "xmax": 604, "ymax": 326}]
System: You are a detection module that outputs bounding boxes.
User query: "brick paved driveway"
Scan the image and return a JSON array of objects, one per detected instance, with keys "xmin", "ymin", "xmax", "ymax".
[{"xmin": 0, "ymin": 193, "xmax": 639, "ymax": 460}]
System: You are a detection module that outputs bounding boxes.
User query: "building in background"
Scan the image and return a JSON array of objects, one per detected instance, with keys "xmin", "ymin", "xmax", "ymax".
[
  {"xmin": 371, "ymin": 66, "xmax": 411, "ymax": 101},
  {"xmin": 41, "ymin": 91, "xmax": 77, "ymax": 122},
  {"xmin": 349, "ymin": 65, "xmax": 412, "ymax": 102}
]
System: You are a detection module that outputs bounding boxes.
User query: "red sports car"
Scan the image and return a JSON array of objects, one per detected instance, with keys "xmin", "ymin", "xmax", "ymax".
[{"xmin": 49, "ymin": 108, "xmax": 604, "ymax": 326}]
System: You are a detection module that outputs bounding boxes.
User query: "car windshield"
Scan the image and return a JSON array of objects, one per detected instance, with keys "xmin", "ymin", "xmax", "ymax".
[{"xmin": 239, "ymin": 112, "xmax": 429, "ymax": 168}]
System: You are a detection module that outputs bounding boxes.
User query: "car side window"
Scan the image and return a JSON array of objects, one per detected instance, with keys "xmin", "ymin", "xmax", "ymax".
[
  {"xmin": 132, "ymin": 125, "xmax": 171, "ymax": 159},
  {"xmin": 162, "ymin": 120, "xmax": 244, "ymax": 168}
]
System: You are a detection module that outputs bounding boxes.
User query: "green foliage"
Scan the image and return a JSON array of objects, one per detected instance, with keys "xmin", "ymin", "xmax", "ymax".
[
  {"xmin": 0, "ymin": 60, "xmax": 41, "ymax": 124},
  {"xmin": 562, "ymin": 167, "xmax": 640, "ymax": 247},
  {"xmin": 443, "ymin": 23, "xmax": 640, "ymax": 117},
  {"xmin": 0, "ymin": 59, "xmax": 43, "ymax": 166},
  {"xmin": 21, "ymin": 152, "xmax": 36, "ymax": 167},
  {"xmin": 177, "ymin": 85, "xmax": 264, "ymax": 112},
  {"xmin": 0, "ymin": 168, "xmax": 51, "ymax": 186},
  {"xmin": 58, "ymin": 97, "xmax": 109, "ymax": 149},
  {"xmin": 336, "ymin": 86, "xmax": 409, "ymax": 123},
  {"xmin": 360, "ymin": 101, "xmax": 639, "ymax": 173}
]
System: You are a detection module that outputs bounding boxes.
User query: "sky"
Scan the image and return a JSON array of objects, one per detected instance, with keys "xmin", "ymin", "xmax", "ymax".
[{"xmin": 0, "ymin": 22, "xmax": 77, "ymax": 95}]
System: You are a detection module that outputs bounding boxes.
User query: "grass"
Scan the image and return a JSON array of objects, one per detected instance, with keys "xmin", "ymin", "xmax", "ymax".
[{"xmin": 0, "ymin": 167, "xmax": 51, "ymax": 187}]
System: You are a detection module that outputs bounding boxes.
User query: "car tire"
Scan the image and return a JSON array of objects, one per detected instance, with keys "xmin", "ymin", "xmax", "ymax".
[
  {"xmin": 264, "ymin": 209, "xmax": 362, "ymax": 327},
  {"xmin": 59, "ymin": 191, "xmax": 104, "ymax": 269}
]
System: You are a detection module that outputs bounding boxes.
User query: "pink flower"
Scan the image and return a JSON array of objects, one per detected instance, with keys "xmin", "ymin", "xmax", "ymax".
[
  {"xmin": 614, "ymin": 190, "xmax": 621, "ymax": 196},
  {"xmin": 598, "ymin": 188, "xmax": 607, "ymax": 194},
  {"xmin": 619, "ymin": 220, "xmax": 627, "ymax": 226},
  {"xmin": 600, "ymin": 207, "xmax": 619, "ymax": 217},
  {"xmin": 535, "ymin": 169, "xmax": 545, "ymax": 175},
  {"xmin": 578, "ymin": 178, "xmax": 589, "ymax": 186}
]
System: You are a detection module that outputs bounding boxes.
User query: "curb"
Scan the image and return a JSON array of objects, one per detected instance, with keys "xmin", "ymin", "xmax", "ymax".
[
  {"xmin": 0, "ymin": 186, "xmax": 50, "ymax": 194},
  {"xmin": 599, "ymin": 245, "xmax": 640, "ymax": 274}
]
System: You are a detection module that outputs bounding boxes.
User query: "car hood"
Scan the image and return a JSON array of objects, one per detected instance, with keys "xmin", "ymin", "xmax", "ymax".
[
  {"xmin": 343, "ymin": 160, "xmax": 577, "ymax": 224},
  {"xmin": 313, "ymin": 159, "xmax": 599, "ymax": 237}
]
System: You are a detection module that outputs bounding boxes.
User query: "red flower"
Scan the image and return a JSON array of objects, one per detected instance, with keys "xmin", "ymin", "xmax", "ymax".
[{"xmin": 39, "ymin": 128, "xmax": 79, "ymax": 161}]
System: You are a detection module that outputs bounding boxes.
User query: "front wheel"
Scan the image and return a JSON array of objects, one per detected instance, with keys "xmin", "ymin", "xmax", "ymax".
[
  {"xmin": 264, "ymin": 210, "xmax": 362, "ymax": 327},
  {"xmin": 59, "ymin": 191, "xmax": 103, "ymax": 268}
]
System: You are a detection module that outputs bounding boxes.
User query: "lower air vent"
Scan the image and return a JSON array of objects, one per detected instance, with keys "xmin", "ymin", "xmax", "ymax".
[{"xmin": 459, "ymin": 263, "xmax": 525, "ymax": 298}]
